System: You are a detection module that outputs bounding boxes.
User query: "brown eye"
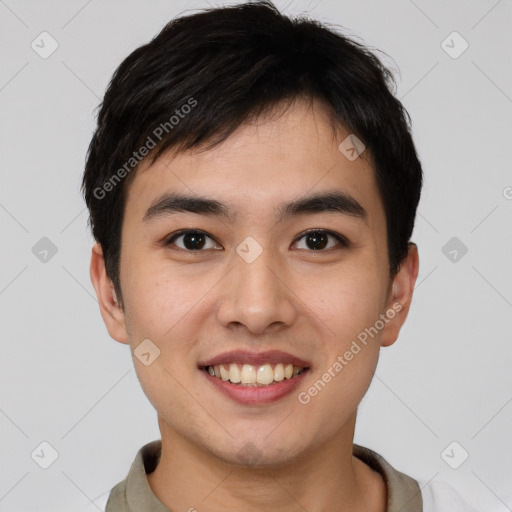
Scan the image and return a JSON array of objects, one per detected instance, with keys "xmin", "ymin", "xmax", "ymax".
[
  {"xmin": 165, "ymin": 230, "xmax": 219, "ymax": 251},
  {"xmin": 294, "ymin": 230, "xmax": 349, "ymax": 251}
]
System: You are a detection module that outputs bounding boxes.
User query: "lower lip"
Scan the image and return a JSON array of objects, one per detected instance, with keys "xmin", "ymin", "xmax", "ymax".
[{"xmin": 201, "ymin": 368, "xmax": 309, "ymax": 405}]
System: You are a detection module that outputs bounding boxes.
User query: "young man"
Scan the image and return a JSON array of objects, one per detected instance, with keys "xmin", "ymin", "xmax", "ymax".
[{"xmin": 83, "ymin": 1, "xmax": 475, "ymax": 510}]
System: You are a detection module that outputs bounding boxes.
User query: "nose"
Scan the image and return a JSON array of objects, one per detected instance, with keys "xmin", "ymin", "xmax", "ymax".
[{"xmin": 215, "ymin": 244, "xmax": 298, "ymax": 335}]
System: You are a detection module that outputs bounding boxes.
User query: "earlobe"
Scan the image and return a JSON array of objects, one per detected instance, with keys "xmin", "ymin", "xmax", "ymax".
[
  {"xmin": 89, "ymin": 242, "xmax": 129, "ymax": 345},
  {"xmin": 380, "ymin": 242, "xmax": 419, "ymax": 348}
]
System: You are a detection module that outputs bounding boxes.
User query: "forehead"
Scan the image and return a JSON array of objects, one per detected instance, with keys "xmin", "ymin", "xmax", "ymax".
[{"xmin": 123, "ymin": 98, "xmax": 385, "ymax": 230}]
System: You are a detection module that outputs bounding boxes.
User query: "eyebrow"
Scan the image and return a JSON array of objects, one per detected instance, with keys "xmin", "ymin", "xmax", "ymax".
[{"xmin": 142, "ymin": 191, "xmax": 368, "ymax": 225}]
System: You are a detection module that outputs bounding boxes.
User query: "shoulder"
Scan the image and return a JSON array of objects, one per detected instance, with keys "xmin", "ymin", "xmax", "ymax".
[{"xmin": 418, "ymin": 479, "xmax": 478, "ymax": 512}]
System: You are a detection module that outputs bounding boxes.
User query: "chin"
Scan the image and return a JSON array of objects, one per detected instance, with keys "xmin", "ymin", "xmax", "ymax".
[{"xmin": 207, "ymin": 432, "xmax": 307, "ymax": 469}]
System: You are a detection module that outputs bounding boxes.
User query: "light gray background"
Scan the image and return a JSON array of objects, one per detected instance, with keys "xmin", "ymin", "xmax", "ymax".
[{"xmin": 1, "ymin": 0, "xmax": 511, "ymax": 510}]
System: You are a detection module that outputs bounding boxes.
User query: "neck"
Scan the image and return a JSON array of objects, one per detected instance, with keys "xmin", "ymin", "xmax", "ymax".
[{"xmin": 147, "ymin": 415, "xmax": 387, "ymax": 512}]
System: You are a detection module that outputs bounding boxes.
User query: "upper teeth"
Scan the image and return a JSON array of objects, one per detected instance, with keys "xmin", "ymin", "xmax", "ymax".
[{"xmin": 207, "ymin": 363, "xmax": 305, "ymax": 386}]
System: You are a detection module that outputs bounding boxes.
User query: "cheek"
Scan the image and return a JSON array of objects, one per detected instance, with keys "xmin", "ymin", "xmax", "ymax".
[
  {"xmin": 122, "ymin": 263, "xmax": 207, "ymax": 391},
  {"xmin": 123, "ymin": 260, "xmax": 202, "ymax": 341},
  {"xmin": 304, "ymin": 265, "xmax": 386, "ymax": 341},
  {"xmin": 295, "ymin": 338, "xmax": 379, "ymax": 447},
  {"xmin": 125, "ymin": 271, "xmax": 199, "ymax": 409}
]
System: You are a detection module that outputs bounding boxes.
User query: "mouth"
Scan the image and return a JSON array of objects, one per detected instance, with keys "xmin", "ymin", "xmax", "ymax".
[
  {"xmin": 198, "ymin": 350, "xmax": 311, "ymax": 405},
  {"xmin": 202, "ymin": 362, "xmax": 307, "ymax": 386}
]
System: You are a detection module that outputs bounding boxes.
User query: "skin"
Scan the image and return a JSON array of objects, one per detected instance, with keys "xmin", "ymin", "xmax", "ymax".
[{"xmin": 90, "ymin": 97, "xmax": 419, "ymax": 512}]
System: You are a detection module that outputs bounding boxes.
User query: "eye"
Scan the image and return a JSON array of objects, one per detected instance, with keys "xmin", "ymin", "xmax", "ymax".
[
  {"xmin": 293, "ymin": 229, "xmax": 349, "ymax": 251},
  {"xmin": 163, "ymin": 228, "xmax": 350, "ymax": 253},
  {"xmin": 164, "ymin": 229, "xmax": 220, "ymax": 251}
]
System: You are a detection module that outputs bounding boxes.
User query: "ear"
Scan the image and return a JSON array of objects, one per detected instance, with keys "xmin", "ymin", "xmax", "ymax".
[
  {"xmin": 380, "ymin": 242, "xmax": 419, "ymax": 348},
  {"xmin": 89, "ymin": 242, "xmax": 129, "ymax": 344}
]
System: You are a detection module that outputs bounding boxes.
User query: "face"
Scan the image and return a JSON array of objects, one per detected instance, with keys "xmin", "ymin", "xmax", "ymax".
[{"xmin": 91, "ymin": 97, "xmax": 418, "ymax": 467}]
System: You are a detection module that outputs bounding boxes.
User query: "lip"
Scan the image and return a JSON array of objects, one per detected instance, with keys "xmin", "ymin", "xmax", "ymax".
[
  {"xmin": 198, "ymin": 349, "xmax": 311, "ymax": 368},
  {"xmin": 201, "ymin": 367, "xmax": 310, "ymax": 405}
]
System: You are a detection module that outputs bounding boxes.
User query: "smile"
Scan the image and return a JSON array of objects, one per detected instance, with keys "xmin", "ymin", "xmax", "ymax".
[
  {"xmin": 199, "ymin": 349, "xmax": 311, "ymax": 405},
  {"xmin": 204, "ymin": 362, "xmax": 306, "ymax": 386}
]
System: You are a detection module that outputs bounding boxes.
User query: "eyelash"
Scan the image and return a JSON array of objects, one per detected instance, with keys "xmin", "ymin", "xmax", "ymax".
[{"xmin": 163, "ymin": 229, "xmax": 350, "ymax": 253}]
